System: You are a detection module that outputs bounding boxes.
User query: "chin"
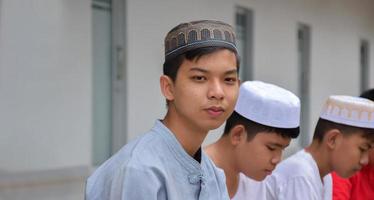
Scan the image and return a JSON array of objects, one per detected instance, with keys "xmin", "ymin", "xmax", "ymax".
[
  {"xmin": 342, "ymin": 174, "xmax": 353, "ymax": 179},
  {"xmin": 203, "ymin": 120, "xmax": 225, "ymax": 130},
  {"xmin": 205, "ymin": 125, "xmax": 221, "ymax": 132},
  {"xmin": 338, "ymin": 172, "xmax": 354, "ymax": 179},
  {"xmin": 246, "ymin": 174, "xmax": 264, "ymax": 182},
  {"xmin": 254, "ymin": 176, "xmax": 266, "ymax": 182}
]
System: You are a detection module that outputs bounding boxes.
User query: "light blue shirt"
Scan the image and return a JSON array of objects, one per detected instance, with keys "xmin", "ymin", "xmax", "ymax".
[{"xmin": 86, "ymin": 120, "xmax": 229, "ymax": 200}]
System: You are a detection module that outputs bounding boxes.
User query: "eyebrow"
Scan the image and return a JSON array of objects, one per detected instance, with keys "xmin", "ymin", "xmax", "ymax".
[
  {"xmin": 189, "ymin": 67, "xmax": 238, "ymax": 75},
  {"xmin": 268, "ymin": 142, "xmax": 289, "ymax": 148},
  {"xmin": 224, "ymin": 69, "xmax": 238, "ymax": 75},
  {"xmin": 189, "ymin": 67, "xmax": 208, "ymax": 73},
  {"xmin": 360, "ymin": 142, "xmax": 372, "ymax": 150}
]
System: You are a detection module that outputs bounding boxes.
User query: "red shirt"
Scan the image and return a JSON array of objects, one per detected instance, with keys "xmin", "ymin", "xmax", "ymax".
[{"xmin": 332, "ymin": 165, "xmax": 374, "ymax": 200}]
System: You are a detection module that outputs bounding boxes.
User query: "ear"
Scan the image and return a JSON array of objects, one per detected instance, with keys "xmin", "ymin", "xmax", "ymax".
[
  {"xmin": 160, "ymin": 75, "xmax": 175, "ymax": 101},
  {"xmin": 325, "ymin": 129, "xmax": 342, "ymax": 150},
  {"xmin": 229, "ymin": 125, "xmax": 246, "ymax": 146}
]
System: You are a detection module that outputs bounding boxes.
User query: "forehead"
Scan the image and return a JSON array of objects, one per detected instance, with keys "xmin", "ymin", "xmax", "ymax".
[
  {"xmin": 344, "ymin": 133, "xmax": 372, "ymax": 146},
  {"xmin": 252, "ymin": 132, "xmax": 291, "ymax": 146},
  {"xmin": 180, "ymin": 49, "xmax": 237, "ymax": 70}
]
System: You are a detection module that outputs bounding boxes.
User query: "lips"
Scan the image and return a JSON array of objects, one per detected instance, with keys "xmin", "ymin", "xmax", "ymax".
[
  {"xmin": 354, "ymin": 167, "xmax": 362, "ymax": 172},
  {"xmin": 264, "ymin": 169, "xmax": 273, "ymax": 175},
  {"xmin": 205, "ymin": 106, "xmax": 224, "ymax": 117}
]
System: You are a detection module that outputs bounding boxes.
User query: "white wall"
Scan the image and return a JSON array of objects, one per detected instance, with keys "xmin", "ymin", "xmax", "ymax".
[
  {"xmin": 126, "ymin": 0, "xmax": 374, "ymax": 148},
  {"xmin": 0, "ymin": 0, "xmax": 92, "ymax": 171}
]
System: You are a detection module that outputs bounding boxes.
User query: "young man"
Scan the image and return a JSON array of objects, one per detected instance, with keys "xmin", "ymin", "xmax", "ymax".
[
  {"xmin": 266, "ymin": 95, "xmax": 374, "ymax": 200},
  {"xmin": 331, "ymin": 88, "xmax": 374, "ymax": 200},
  {"xmin": 86, "ymin": 20, "xmax": 240, "ymax": 199},
  {"xmin": 205, "ymin": 81, "xmax": 301, "ymax": 199}
]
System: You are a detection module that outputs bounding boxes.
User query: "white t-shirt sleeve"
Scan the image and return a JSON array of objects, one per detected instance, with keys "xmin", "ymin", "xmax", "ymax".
[
  {"xmin": 231, "ymin": 174, "xmax": 267, "ymax": 200},
  {"xmin": 323, "ymin": 173, "xmax": 333, "ymax": 200},
  {"xmin": 264, "ymin": 175, "xmax": 277, "ymax": 200},
  {"xmin": 278, "ymin": 176, "xmax": 320, "ymax": 200}
]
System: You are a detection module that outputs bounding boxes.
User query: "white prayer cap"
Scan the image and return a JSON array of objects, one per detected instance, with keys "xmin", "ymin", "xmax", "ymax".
[
  {"xmin": 234, "ymin": 81, "xmax": 300, "ymax": 128},
  {"xmin": 320, "ymin": 95, "xmax": 374, "ymax": 129}
]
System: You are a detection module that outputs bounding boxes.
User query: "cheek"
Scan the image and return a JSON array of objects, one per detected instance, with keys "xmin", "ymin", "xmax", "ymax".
[
  {"xmin": 333, "ymin": 146, "xmax": 359, "ymax": 171},
  {"xmin": 332, "ymin": 157, "xmax": 349, "ymax": 177},
  {"xmin": 369, "ymin": 150, "xmax": 374, "ymax": 165},
  {"xmin": 246, "ymin": 146, "xmax": 269, "ymax": 166},
  {"xmin": 225, "ymin": 87, "xmax": 239, "ymax": 102},
  {"xmin": 331, "ymin": 148, "xmax": 346, "ymax": 168},
  {"xmin": 237, "ymin": 146, "xmax": 255, "ymax": 168},
  {"xmin": 345, "ymin": 147, "xmax": 361, "ymax": 163},
  {"xmin": 175, "ymin": 86, "xmax": 200, "ymax": 102}
]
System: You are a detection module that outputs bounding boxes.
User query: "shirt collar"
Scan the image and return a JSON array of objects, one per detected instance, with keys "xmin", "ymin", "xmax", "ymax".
[{"xmin": 152, "ymin": 120, "xmax": 204, "ymax": 174}]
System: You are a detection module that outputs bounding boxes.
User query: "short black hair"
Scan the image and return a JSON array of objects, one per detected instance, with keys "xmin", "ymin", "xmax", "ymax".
[
  {"xmin": 312, "ymin": 118, "xmax": 374, "ymax": 142},
  {"xmin": 360, "ymin": 88, "xmax": 374, "ymax": 101},
  {"xmin": 223, "ymin": 111, "xmax": 300, "ymax": 141},
  {"xmin": 163, "ymin": 46, "xmax": 240, "ymax": 82}
]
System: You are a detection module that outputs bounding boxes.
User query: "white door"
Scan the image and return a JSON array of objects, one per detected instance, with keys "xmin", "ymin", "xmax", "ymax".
[
  {"xmin": 92, "ymin": 0, "xmax": 127, "ymax": 165},
  {"xmin": 92, "ymin": 0, "xmax": 113, "ymax": 165}
]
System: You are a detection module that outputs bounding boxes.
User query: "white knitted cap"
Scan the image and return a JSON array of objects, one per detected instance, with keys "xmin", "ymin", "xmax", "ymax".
[
  {"xmin": 320, "ymin": 95, "xmax": 374, "ymax": 128},
  {"xmin": 234, "ymin": 81, "xmax": 300, "ymax": 128}
]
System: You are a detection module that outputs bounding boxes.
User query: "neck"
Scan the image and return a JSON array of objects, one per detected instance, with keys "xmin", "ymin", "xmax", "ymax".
[
  {"xmin": 162, "ymin": 110, "xmax": 208, "ymax": 157},
  {"xmin": 205, "ymin": 138, "xmax": 239, "ymax": 198},
  {"xmin": 305, "ymin": 140, "xmax": 332, "ymax": 181}
]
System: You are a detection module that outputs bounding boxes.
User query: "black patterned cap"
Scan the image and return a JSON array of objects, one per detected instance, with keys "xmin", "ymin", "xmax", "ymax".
[{"xmin": 164, "ymin": 20, "xmax": 237, "ymax": 61}]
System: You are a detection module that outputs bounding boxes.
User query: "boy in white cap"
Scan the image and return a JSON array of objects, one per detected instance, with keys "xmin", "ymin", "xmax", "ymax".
[
  {"xmin": 266, "ymin": 95, "xmax": 374, "ymax": 200},
  {"xmin": 331, "ymin": 89, "xmax": 374, "ymax": 200},
  {"xmin": 205, "ymin": 80, "xmax": 301, "ymax": 199},
  {"xmin": 86, "ymin": 20, "xmax": 240, "ymax": 199}
]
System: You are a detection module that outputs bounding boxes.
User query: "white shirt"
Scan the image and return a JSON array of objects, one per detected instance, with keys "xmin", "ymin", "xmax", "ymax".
[
  {"xmin": 265, "ymin": 149, "xmax": 332, "ymax": 200},
  {"xmin": 231, "ymin": 173, "xmax": 267, "ymax": 200},
  {"xmin": 323, "ymin": 173, "xmax": 332, "ymax": 200}
]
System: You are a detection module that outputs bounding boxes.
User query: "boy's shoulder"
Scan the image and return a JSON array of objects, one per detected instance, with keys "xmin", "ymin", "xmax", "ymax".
[
  {"xmin": 265, "ymin": 150, "xmax": 323, "ymax": 199},
  {"xmin": 86, "ymin": 124, "xmax": 171, "ymax": 199},
  {"xmin": 94, "ymin": 124, "xmax": 170, "ymax": 174},
  {"xmin": 272, "ymin": 150, "xmax": 316, "ymax": 180},
  {"xmin": 235, "ymin": 173, "xmax": 267, "ymax": 199}
]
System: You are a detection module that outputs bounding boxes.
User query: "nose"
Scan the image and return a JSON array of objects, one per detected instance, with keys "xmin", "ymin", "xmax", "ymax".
[
  {"xmin": 207, "ymin": 79, "xmax": 224, "ymax": 100},
  {"xmin": 360, "ymin": 152, "xmax": 369, "ymax": 166},
  {"xmin": 271, "ymin": 152, "xmax": 282, "ymax": 165}
]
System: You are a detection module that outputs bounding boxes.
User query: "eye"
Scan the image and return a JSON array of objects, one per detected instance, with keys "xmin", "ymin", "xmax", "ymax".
[
  {"xmin": 192, "ymin": 76, "xmax": 206, "ymax": 82},
  {"xmin": 359, "ymin": 146, "xmax": 369, "ymax": 153},
  {"xmin": 267, "ymin": 146, "xmax": 276, "ymax": 151},
  {"xmin": 224, "ymin": 77, "xmax": 237, "ymax": 84}
]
